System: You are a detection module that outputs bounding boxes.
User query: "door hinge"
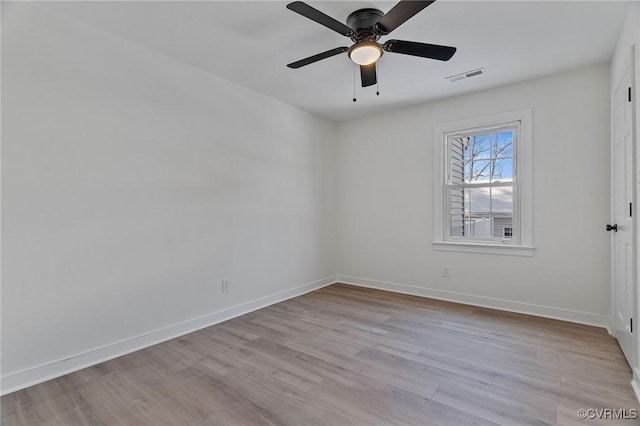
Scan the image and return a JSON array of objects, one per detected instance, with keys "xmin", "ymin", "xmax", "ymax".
[
  {"xmin": 629, "ymin": 87, "xmax": 632, "ymax": 102},
  {"xmin": 631, "ymin": 318, "xmax": 633, "ymax": 334},
  {"xmin": 630, "ymin": 202, "xmax": 633, "ymax": 217}
]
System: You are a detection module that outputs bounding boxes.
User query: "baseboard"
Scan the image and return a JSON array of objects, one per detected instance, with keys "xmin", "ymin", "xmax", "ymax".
[
  {"xmin": 632, "ymin": 368, "xmax": 640, "ymax": 403},
  {"xmin": 337, "ymin": 275, "xmax": 610, "ymax": 328},
  {"xmin": 0, "ymin": 275, "xmax": 337, "ymax": 395},
  {"xmin": 2, "ymin": 273, "xmax": 612, "ymax": 395}
]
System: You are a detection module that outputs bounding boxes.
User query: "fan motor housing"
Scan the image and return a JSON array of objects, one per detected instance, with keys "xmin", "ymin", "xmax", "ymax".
[{"xmin": 347, "ymin": 8, "xmax": 384, "ymax": 38}]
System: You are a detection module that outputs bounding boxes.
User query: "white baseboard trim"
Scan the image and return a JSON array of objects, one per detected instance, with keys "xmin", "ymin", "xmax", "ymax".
[
  {"xmin": 2, "ymin": 274, "xmax": 612, "ymax": 395},
  {"xmin": 632, "ymin": 380, "xmax": 640, "ymax": 403},
  {"xmin": 632, "ymin": 368, "xmax": 640, "ymax": 403},
  {"xmin": 336, "ymin": 275, "xmax": 610, "ymax": 328},
  {"xmin": 0, "ymin": 275, "xmax": 337, "ymax": 395}
]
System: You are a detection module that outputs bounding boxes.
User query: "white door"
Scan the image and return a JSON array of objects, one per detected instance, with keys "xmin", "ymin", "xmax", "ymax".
[{"xmin": 612, "ymin": 54, "xmax": 635, "ymax": 366}]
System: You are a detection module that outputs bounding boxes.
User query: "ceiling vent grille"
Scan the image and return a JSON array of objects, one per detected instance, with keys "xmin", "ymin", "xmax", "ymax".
[{"xmin": 445, "ymin": 68, "xmax": 485, "ymax": 83}]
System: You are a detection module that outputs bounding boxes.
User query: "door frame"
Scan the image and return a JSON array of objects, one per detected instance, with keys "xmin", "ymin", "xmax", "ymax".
[
  {"xmin": 631, "ymin": 42, "xmax": 640, "ymax": 402},
  {"xmin": 610, "ymin": 44, "xmax": 637, "ymax": 368}
]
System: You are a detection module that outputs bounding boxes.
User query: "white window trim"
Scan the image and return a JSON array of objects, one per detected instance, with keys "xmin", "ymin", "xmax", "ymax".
[{"xmin": 432, "ymin": 109, "xmax": 534, "ymax": 256}]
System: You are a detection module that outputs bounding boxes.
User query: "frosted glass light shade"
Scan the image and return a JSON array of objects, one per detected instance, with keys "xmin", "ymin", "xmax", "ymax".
[{"xmin": 349, "ymin": 43, "xmax": 383, "ymax": 65}]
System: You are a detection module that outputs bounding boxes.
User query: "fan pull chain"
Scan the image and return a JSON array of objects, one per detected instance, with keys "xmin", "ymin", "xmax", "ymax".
[
  {"xmin": 376, "ymin": 79, "xmax": 380, "ymax": 96},
  {"xmin": 352, "ymin": 65, "xmax": 357, "ymax": 102}
]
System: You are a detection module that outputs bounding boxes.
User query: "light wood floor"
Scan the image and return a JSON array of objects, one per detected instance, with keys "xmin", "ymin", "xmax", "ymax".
[{"xmin": 2, "ymin": 284, "xmax": 639, "ymax": 425}]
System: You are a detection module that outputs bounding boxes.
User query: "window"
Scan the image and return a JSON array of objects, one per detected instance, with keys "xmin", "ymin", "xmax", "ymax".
[
  {"xmin": 432, "ymin": 109, "xmax": 533, "ymax": 256},
  {"xmin": 447, "ymin": 127, "xmax": 515, "ymax": 241},
  {"xmin": 503, "ymin": 227, "xmax": 513, "ymax": 238}
]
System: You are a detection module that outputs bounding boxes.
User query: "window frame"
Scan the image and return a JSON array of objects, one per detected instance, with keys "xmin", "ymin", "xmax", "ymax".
[
  {"xmin": 445, "ymin": 123, "xmax": 518, "ymax": 244},
  {"xmin": 432, "ymin": 109, "xmax": 534, "ymax": 256}
]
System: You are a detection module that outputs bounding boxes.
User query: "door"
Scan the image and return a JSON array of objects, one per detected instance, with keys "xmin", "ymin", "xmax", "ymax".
[{"xmin": 612, "ymin": 52, "xmax": 635, "ymax": 366}]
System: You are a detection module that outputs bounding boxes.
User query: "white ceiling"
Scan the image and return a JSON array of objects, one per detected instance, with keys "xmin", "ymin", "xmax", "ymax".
[{"xmin": 42, "ymin": 1, "xmax": 629, "ymax": 122}]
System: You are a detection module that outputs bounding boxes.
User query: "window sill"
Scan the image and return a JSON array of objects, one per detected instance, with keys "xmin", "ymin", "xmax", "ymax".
[{"xmin": 432, "ymin": 241, "xmax": 535, "ymax": 256}]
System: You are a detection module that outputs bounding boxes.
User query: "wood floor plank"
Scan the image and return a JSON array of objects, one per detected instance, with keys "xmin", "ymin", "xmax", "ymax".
[
  {"xmin": 2, "ymin": 284, "xmax": 638, "ymax": 425},
  {"xmin": 432, "ymin": 379, "xmax": 557, "ymax": 425},
  {"xmin": 308, "ymin": 380, "xmax": 437, "ymax": 426}
]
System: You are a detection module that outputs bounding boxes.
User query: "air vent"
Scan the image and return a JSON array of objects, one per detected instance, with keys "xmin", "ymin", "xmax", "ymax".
[{"xmin": 445, "ymin": 68, "xmax": 485, "ymax": 83}]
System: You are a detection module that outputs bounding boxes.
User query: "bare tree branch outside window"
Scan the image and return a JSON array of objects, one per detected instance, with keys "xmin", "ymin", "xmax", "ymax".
[{"xmin": 463, "ymin": 132, "xmax": 513, "ymax": 182}]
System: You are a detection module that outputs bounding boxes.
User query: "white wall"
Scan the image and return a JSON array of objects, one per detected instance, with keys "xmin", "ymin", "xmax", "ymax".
[
  {"xmin": 0, "ymin": 0, "xmax": 620, "ymax": 396},
  {"xmin": 336, "ymin": 63, "xmax": 611, "ymax": 325},
  {"xmin": 1, "ymin": 2, "xmax": 337, "ymax": 391},
  {"xmin": 612, "ymin": 2, "xmax": 639, "ymax": 84}
]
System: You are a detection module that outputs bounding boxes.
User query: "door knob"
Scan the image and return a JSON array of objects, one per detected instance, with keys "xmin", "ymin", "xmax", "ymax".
[{"xmin": 606, "ymin": 224, "xmax": 618, "ymax": 232}]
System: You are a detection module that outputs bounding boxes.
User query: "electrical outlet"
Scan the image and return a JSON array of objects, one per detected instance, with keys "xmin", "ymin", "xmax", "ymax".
[
  {"xmin": 222, "ymin": 279, "xmax": 230, "ymax": 293},
  {"xmin": 442, "ymin": 267, "xmax": 451, "ymax": 278}
]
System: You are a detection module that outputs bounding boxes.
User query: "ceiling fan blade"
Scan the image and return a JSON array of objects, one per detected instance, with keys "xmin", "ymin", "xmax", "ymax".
[
  {"xmin": 360, "ymin": 64, "xmax": 377, "ymax": 87},
  {"xmin": 383, "ymin": 40, "xmax": 456, "ymax": 61},
  {"xmin": 287, "ymin": 2, "xmax": 353, "ymax": 36},
  {"xmin": 375, "ymin": 1, "xmax": 435, "ymax": 35},
  {"xmin": 287, "ymin": 47, "xmax": 349, "ymax": 69}
]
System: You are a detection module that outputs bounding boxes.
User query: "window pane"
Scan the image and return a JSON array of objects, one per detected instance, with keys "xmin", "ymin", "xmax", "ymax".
[
  {"xmin": 449, "ymin": 187, "xmax": 465, "ymax": 237},
  {"xmin": 494, "ymin": 132, "xmax": 513, "ymax": 157},
  {"xmin": 491, "ymin": 156, "xmax": 513, "ymax": 182},
  {"xmin": 464, "ymin": 187, "xmax": 492, "ymax": 237},
  {"xmin": 492, "ymin": 185, "xmax": 513, "ymax": 213},
  {"xmin": 450, "ymin": 185, "xmax": 514, "ymax": 239},
  {"xmin": 466, "ymin": 135, "xmax": 491, "ymax": 161},
  {"xmin": 465, "ymin": 159, "xmax": 491, "ymax": 183},
  {"xmin": 454, "ymin": 130, "xmax": 515, "ymax": 183},
  {"xmin": 491, "ymin": 131, "xmax": 513, "ymax": 182},
  {"xmin": 449, "ymin": 137, "xmax": 465, "ymax": 185},
  {"xmin": 491, "ymin": 185, "xmax": 513, "ymax": 238},
  {"xmin": 464, "ymin": 137, "xmax": 491, "ymax": 181}
]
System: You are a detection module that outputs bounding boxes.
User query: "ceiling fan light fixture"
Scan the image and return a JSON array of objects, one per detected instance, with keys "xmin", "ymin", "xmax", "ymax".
[
  {"xmin": 285, "ymin": 1, "xmax": 457, "ymax": 88},
  {"xmin": 348, "ymin": 42, "xmax": 383, "ymax": 65}
]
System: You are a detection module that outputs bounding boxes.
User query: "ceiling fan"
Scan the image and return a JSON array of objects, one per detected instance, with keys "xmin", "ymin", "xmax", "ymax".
[{"xmin": 286, "ymin": 1, "xmax": 457, "ymax": 88}]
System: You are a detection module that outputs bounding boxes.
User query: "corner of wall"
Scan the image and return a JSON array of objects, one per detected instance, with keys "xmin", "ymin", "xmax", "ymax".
[{"xmin": 1, "ymin": 276, "xmax": 338, "ymax": 395}]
